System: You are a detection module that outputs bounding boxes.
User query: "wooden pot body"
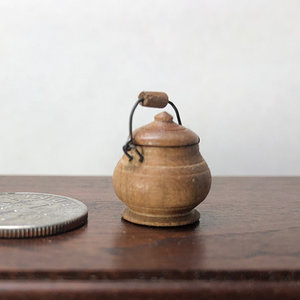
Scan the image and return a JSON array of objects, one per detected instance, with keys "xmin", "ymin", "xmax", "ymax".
[{"xmin": 113, "ymin": 144, "xmax": 211, "ymax": 227}]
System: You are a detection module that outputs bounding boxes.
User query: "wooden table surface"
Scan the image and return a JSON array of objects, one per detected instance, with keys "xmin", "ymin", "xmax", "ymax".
[{"xmin": 0, "ymin": 176, "xmax": 299, "ymax": 299}]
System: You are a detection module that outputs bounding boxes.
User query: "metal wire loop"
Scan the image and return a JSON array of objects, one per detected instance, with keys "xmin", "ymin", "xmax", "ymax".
[{"xmin": 123, "ymin": 98, "xmax": 182, "ymax": 162}]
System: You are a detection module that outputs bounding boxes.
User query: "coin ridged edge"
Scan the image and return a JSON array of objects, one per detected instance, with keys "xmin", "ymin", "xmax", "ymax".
[
  {"xmin": 0, "ymin": 213, "xmax": 87, "ymax": 238},
  {"xmin": 0, "ymin": 192, "xmax": 88, "ymax": 239}
]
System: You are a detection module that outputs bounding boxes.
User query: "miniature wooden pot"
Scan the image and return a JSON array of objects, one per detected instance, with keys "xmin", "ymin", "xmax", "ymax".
[{"xmin": 113, "ymin": 92, "xmax": 211, "ymax": 227}]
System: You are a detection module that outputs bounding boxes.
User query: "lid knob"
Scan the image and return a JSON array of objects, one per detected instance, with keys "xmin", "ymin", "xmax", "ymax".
[{"xmin": 154, "ymin": 112, "xmax": 174, "ymax": 123}]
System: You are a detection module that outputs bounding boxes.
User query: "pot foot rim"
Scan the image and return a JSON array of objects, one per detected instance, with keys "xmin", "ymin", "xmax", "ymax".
[{"xmin": 122, "ymin": 207, "xmax": 200, "ymax": 227}]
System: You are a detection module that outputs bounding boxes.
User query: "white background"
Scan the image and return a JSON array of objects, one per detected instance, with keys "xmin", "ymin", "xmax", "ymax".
[{"xmin": 0, "ymin": 0, "xmax": 299, "ymax": 176}]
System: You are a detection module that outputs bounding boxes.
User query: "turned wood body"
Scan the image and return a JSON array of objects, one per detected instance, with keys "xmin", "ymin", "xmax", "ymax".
[
  {"xmin": 113, "ymin": 104, "xmax": 211, "ymax": 227},
  {"xmin": 113, "ymin": 144, "xmax": 211, "ymax": 216}
]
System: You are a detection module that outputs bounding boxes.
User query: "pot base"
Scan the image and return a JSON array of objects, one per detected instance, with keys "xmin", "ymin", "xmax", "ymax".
[{"xmin": 122, "ymin": 207, "xmax": 200, "ymax": 227}]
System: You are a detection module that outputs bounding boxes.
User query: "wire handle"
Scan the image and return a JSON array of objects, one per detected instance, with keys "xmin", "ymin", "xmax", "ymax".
[{"xmin": 123, "ymin": 92, "xmax": 182, "ymax": 162}]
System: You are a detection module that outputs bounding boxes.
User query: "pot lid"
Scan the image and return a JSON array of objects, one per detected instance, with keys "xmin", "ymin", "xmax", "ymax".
[{"xmin": 133, "ymin": 111, "xmax": 199, "ymax": 147}]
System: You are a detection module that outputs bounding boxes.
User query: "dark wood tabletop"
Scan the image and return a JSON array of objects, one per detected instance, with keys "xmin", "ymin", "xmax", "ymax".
[{"xmin": 0, "ymin": 176, "xmax": 299, "ymax": 299}]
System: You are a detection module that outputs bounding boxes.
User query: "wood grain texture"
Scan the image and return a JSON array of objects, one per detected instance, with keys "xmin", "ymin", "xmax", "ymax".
[
  {"xmin": 0, "ymin": 280, "xmax": 300, "ymax": 300},
  {"xmin": 114, "ymin": 111, "xmax": 211, "ymax": 226},
  {"xmin": 133, "ymin": 111, "xmax": 199, "ymax": 146},
  {"xmin": 113, "ymin": 144, "xmax": 211, "ymax": 226},
  {"xmin": 0, "ymin": 176, "xmax": 299, "ymax": 299},
  {"xmin": 138, "ymin": 91, "xmax": 169, "ymax": 108}
]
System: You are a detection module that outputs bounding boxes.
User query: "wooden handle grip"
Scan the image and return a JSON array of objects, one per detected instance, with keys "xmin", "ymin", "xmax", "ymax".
[{"xmin": 138, "ymin": 91, "xmax": 169, "ymax": 108}]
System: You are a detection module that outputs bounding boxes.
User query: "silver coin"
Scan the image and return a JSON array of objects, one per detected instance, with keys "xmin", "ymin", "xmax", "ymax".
[{"xmin": 0, "ymin": 192, "xmax": 88, "ymax": 238}]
